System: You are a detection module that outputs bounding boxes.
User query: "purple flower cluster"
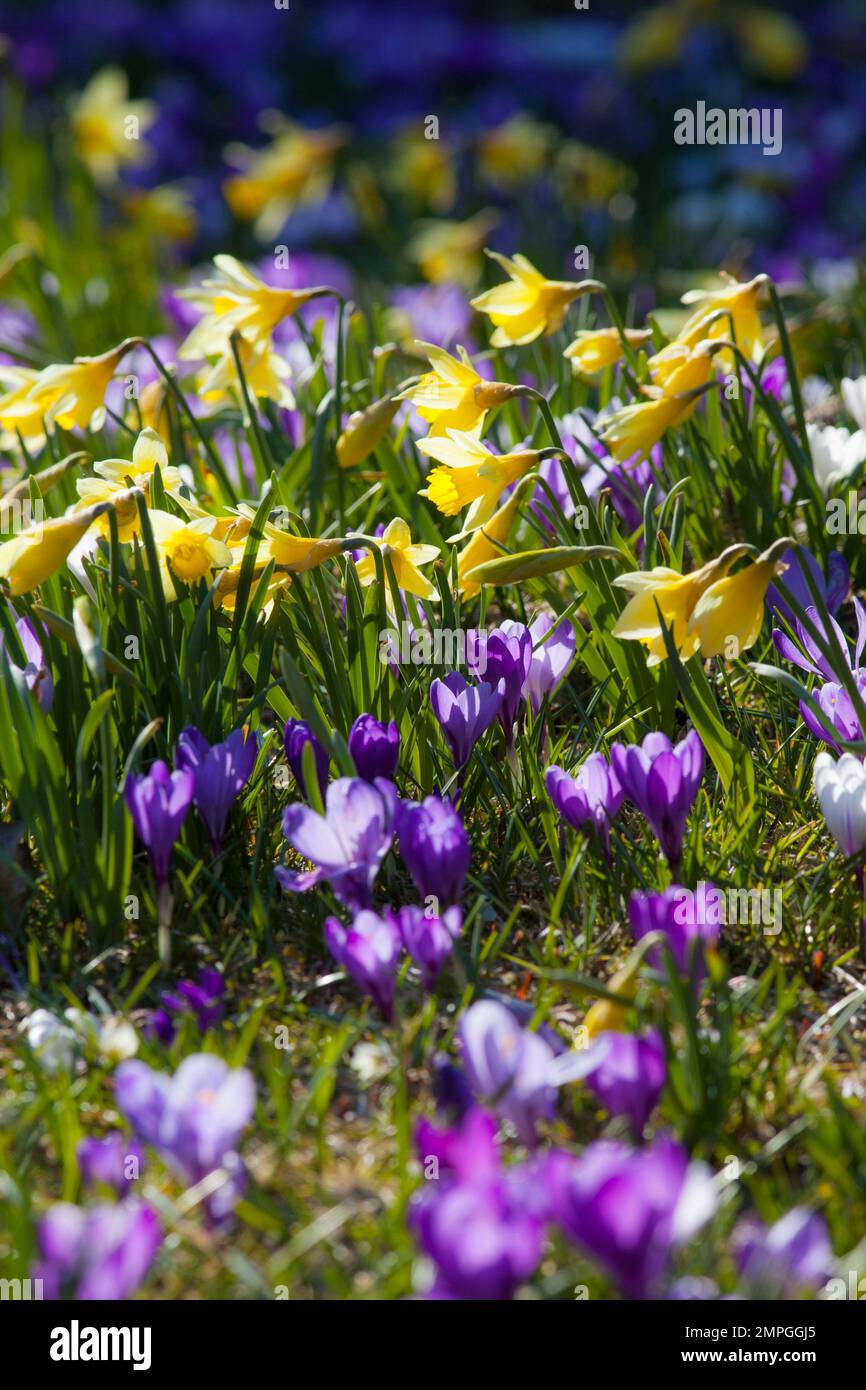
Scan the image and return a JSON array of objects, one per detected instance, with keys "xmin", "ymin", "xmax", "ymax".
[
  {"xmin": 147, "ymin": 966, "xmax": 225, "ymax": 1045},
  {"xmin": 325, "ymin": 903, "xmax": 463, "ymax": 1018},
  {"xmin": 772, "ymin": 599, "xmax": 866, "ymax": 749},
  {"xmin": 545, "ymin": 751, "xmax": 623, "ymax": 858},
  {"xmin": 610, "ymin": 729, "xmax": 705, "ymax": 866},
  {"xmin": 33, "ymin": 1200, "xmax": 161, "ymax": 1300}
]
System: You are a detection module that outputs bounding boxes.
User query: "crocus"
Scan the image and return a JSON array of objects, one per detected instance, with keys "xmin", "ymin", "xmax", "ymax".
[
  {"xmin": 629, "ymin": 885, "xmax": 722, "ymax": 977},
  {"xmin": 0, "ymin": 616, "xmax": 53, "ymax": 710},
  {"xmin": 147, "ymin": 966, "xmax": 225, "ymax": 1045},
  {"xmin": 545, "ymin": 754, "xmax": 623, "ymax": 857},
  {"xmin": 77, "ymin": 1134, "xmax": 144, "ymax": 1195},
  {"xmin": 813, "ymin": 752, "xmax": 866, "ymax": 863},
  {"xmin": 520, "ymin": 614, "xmax": 576, "ymax": 714},
  {"xmin": 582, "ymin": 1028, "xmax": 667, "ymax": 1135},
  {"xmin": 124, "ymin": 760, "xmax": 194, "ymax": 889},
  {"xmin": 772, "ymin": 600, "xmax": 866, "ymax": 749},
  {"xmin": 733, "ymin": 1208, "xmax": 832, "ymax": 1297},
  {"xmin": 348, "ymin": 713, "xmax": 400, "ymax": 781},
  {"xmin": 277, "ymin": 777, "xmax": 396, "ymax": 910},
  {"xmin": 33, "ymin": 1200, "xmax": 161, "ymax": 1300},
  {"xmin": 610, "ymin": 729, "xmax": 704, "ymax": 866},
  {"xmin": 176, "ymin": 726, "xmax": 257, "ymax": 854},
  {"xmin": 393, "ymin": 904, "xmax": 462, "ymax": 988},
  {"xmin": 806, "ymin": 422, "xmax": 866, "ymax": 495},
  {"xmin": 283, "ymin": 718, "xmax": 329, "ymax": 801},
  {"xmin": 396, "ymin": 795, "xmax": 470, "ymax": 907},
  {"xmin": 429, "ymin": 672, "xmax": 503, "ymax": 768},
  {"xmin": 115, "ymin": 1054, "xmax": 255, "ymax": 1226},
  {"xmin": 546, "ymin": 1136, "xmax": 717, "ymax": 1299},
  {"xmin": 468, "ymin": 625, "xmax": 531, "ymax": 746},
  {"xmin": 324, "ymin": 910, "xmax": 404, "ymax": 1020},
  {"xmin": 765, "ymin": 545, "xmax": 849, "ymax": 627}
]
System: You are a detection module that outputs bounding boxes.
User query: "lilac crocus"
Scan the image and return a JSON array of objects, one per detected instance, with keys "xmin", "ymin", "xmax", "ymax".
[
  {"xmin": 324, "ymin": 910, "xmax": 403, "ymax": 1020},
  {"xmin": 766, "ymin": 544, "xmax": 849, "ymax": 627},
  {"xmin": 582, "ymin": 1028, "xmax": 667, "ymax": 1135},
  {"xmin": 629, "ymin": 885, "xmax": 723, "ymax": 978},
  {"xmin": 392, "ymin": 904, "xmax": 462, "ymax": 988},
  {"xmin": 147, "ymin": 966, "xmax": 225, "ymax": 1045},
  {"xmin": 283, "ymin": 718, "xmax": 329, "ymax": 800},
  {"xmin": 1, "ymin": 615, "xmax": 53, "ymax": 710},
  {"xmin": 520, "ymin": 614, "xmax": 576, "ymax": 715},
  {"xmin": 468, "ymin": 626, "xmax": 532, "ymax": 746},
  {"xmin": 610, "ymin": 729, "xmax": 705, "ymax": 866},
  {"xmin": 176, "ymin": 726, "xmax": 257, "ymax": 854},
  {"xmin": 429, "ymin": 672, "xmax": 503, "ymax": 768},
  {"xmin": 396, "ymin": 795, "xmax": 470, "ymax": 907},
  {"xmin": 124, "ymin": 761, "xmax": 195, "ymax": 887},
  {"xmin": 546, "ymin": 1136, "xmax": 717, "ymax": 1299},
  {"xmin": 545, "ymin": 753, "xmax": 624, "ymax": 858},
  {"xmin": 348, "ymin": 713, "xmax": 400, "ymax": 781},
  {"xmin": 772, "ymin": 599, "xmax": 866, "ymax": 749},
  {"xmin": 33, "ymin": 1200, "xmax": 161, "ymax": 1300},
  {"xmin": 77, "ymin": 1134, "xmax": 144, "ymax": 1195},
  {"xmin": 277, "ymin": 777, "xmax": 395, "ymax": 910},
  {"xmin": 733, "ymin": 1208, "xmax": 832, "ymax": 1297},
  {"xmin": 115, "ymin": 1054, "xmax": 255, "ymax": 1227}
]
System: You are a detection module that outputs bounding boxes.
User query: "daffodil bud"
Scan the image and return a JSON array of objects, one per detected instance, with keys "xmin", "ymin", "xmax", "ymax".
[{"xmin": 337, "ymin": 394, "xmax": 401, "ymax": 469}]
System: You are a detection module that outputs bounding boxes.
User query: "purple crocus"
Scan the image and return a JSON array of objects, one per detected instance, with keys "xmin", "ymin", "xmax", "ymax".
[
  {"xmin": 115, "ymin": 1054, "xmax": 255, "ymax": 1227},
  {"xmin": 772, "ymin": 600, "xmax": 866, "ymax": 749},
  {"xmin": 582, "ymin": 1028, "xmax": 667, "ymax": 1135},
  {"xmin": 546, "ymin": 1135, "xmax": 717, "ymax": 1299},
  {"xmin": 545, "ymin": 753, "xmax": 624, "ymax": 858},
  {"xmin": 124, "ymin": 761, "xmax": 195, "ymax": 887},
  {"xmin": 610, "ymin": 729, "xmax": 705, "ymax": 866},
  {"xmin": 283, "ymin": 718, "xmax": 329, "ymax": 800},
  {"xmin": 77, "ymin": 1134, "xmax": 144, "ymax": 1195},
  {"xmin": 392, "ymin": 903, "xmax": 462, "ymax": 988},
  {"xmin": 520, "ymin": 614, "xmax": 576, "ymax": 715},
  {"xmin": 176, "ymin": 726, "xmax": 257, "ymax": 854},
  {"xmin": 468, "ymin": 626, "xmax": 532, "ymax": 746},
  {"xmin": 411, "ymin": 1107, "xmax": 545, "ymax": 1300},
  {"xmin": 629, "ymin": 885, "xmax": 723, "ymax": 978},
  {"xmin": 33, "ymin": 1200, "xmax": 161, "ymax": 1300},
  {"xmin": 348, "ymin": 713, "xmax": 401, "ymax": 781},
  {"xmin": 277, "ymin": 777, "xmax": 395, "ymax": 911},
  {"xmin": 1, "ymin": 615, "xmax": 53, "ymax": 710},
  {"xmin": 429, "ymin": 672, "xmax": 503, "ymax": 768},
  {"xmin": 766, "ymin": 545, "xmax": 849, "ymax": 627},
  {"xmin": 396, "ymin": 795, "xmax": 470, "ymax": 907},
  {"xmin": 324, "ymin": 909, "xmax": 403, "ymax": 1020},
  {"xmin": 147, "ymin": 966, "xmax": 225, "ymax": 1045},
  {"xmin": 733, "ymin": 1208, "xmax": 833, "ymax": 1297}
]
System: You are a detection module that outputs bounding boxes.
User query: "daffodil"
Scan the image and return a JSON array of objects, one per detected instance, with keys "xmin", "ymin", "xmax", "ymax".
[
  {"xmin": 0, "ymin": 365, "xmax": 46, "ymax": 444},
  {"xmin": 18, "ymin": 345, "xmax": 130, "ymax": 433},
  {"xmin": 337, "ymin": 395, "xmax": 401, "ymax": 470},
  {"xmin": 406, "ymin": 211, "xmax": 498, "ymax": 287},
  {"xmin": 145, "ymin": 511, "xmax": 233, "ymax": 600},
  {"xmin": 237, "ymin": 508, "xmax": 346, "ymax": 574},
  {"xmin": 613, "ymin": 551, "xmax": 743, "ymax": 666},
  {"xmin": 138, "ymin": 378, "xmax": 171, "ymax": 448},
  {"xmin": 123, "ymin": 184, "xmax": 197, "ymax": 242},
  {"xmin": 599, "ymin": 340, "xmax": 720, "ymax": 460},
  {"xmin": 564, "ymin": 327, "xmax": 652, "ymax": 376},
  {"xmin": 71, "ymin": 68, "xmax": 156, "ymax": 185},
  {"xmin": 386, "ymin": 128, "xmax": 456, "ymax": 212},
  {"xmin": 354, "ymin": 518, "xmax": 440, "ymax": 602},
  {"xmin": 73, "ymin": 480, "xmax": 145, "ymax": 543},
  {"xmin": 476, "ymin": 114, "xmax": 552, "ymax": 189},
  {"xmin": 214, "ymin": 551, "xmax": 291, "ymax": 616},
  {"xmin": 456, "ymin": 486, "xmax": 524, "ymax": 599},
  {"xmin": 196, "ymin": 336, "xmax": 296, "ymax": 412},
  {"xmin": 178, "ymin": 255, "xmax": 330, "ymax": 361},
  {"xmin": 0, "ymin": 504, "xmax": 112, "ymax": 596},
  {"xmin": 688, "ymin": 539, "xmax": 791, "ymax": 660},
  {"xmin": 650, "ymin": 274, "xmax": 767, "ymax": 380},
  {"xmin": 397, "ymin": 342, "xmax": 519, "ymax": 438},
  {"xmin": 470, "ymin": 250, "xmax": 601, "ymax": 347},
  {"xmin": 94, "ymin": 428, "xmax": 183, "ymax": 494},
  {"xmin": 223, "ymin": 116, "xmax": 346, "ymax": 241},
  {"xmin": 418, "ymin": 429, "xmax": 542, "ymax": 532}
]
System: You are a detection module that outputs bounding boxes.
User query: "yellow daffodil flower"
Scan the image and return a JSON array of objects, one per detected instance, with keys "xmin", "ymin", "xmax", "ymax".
[
  {"xmin": 477, "ymin": 114, "xmax": 552, "ymax": 189},
  {"xmin": 214, "ymin": 550, "xmax": 291, "ymax": 616},
  {"xmin": 94, "ymin": 428, "xmax": 183, "ymax": 494},
  {"xmin": 73, "ymin": 480, "xmax": 145, "ymax": 543},
  {"xmin": 71, "ymin": 68, "xmax": 156, "ymax": 185},
  {"xmin": 354, "ymin": 518, "xmax": 440, "ymax": 602},
  {"xmin": 337, "ymin": 394, "xmax": 402, "ymax": 470},
  {"xmin": 407, "ymin": 211, "xmax": 498, "ymax": 287},
  {"xmin": 599, "ymin": 340, "xmax": 721, "ymax": 460},
  {"xmin": 583, "ymin": 962, "xmax": 638, "ymax": 1038},
  {"xmin": 418, "ymin": 429, "xmax": 542, "ymax": 532},
  {"xmin": 0, "ymin": 504, "xmax": 112, "ymax": 596},
  {"xmin": 223, "ymin": 116, "xmax": 346, "ymax": 241},
  {"xmin": 386, "ymin": 128, "xmax": 457, "ymax": 212},
  {"xmin": 123, "ymin": 184, "xmax": 197, "ymax": 242},
  {"xmin": 564, "ymin": 327, "xmax": 652, "ymax": 375},
  {"xmin": 688, "ymin": 539, "xmax": 791, "ymax": 660},
  {"xmin": 0, "ymin": 365, "xmax": 46, "ymax": 444},
  {"xmin": 17, "ymin": 345, "xmax": 130, "ymax": 433},
  {"xmin": 196, "ymin": 336, "xmax": 296, "ymax": 412},
  {"xmin": 650, "ymin": 274, "xmax": 767, "ymax": 381},
  {"xmin": 456, "ymin": 486, "xmax": 524, "ymax": 599},
  {"xmin": 470, "ymin": 250, "xmax": 601, "ymax": 347},
  {"xmin": 179, "ymin": 254, "xmax": 330, "ymax": 360},
  {"xmin": 397, "ymin": 341, "xmax": 519, "ymax": 438},
  {"xmin": 145, "ymin": 511, "xmax": 233, "ymax": 600},
  {"xmin": 138, "ymin": 379, "xmax": 171, "ymax": 448}
]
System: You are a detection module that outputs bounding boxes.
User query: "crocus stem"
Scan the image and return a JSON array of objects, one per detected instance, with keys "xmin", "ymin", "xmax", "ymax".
[{"xmin": 157, "ymin": 883, "xmax": 173, "ymax": 968}]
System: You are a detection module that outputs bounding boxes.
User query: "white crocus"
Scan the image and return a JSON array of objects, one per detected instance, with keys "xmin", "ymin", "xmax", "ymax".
[
  {"xmin": 806, "ymin": 423, "xmax": 866, "ymax": 496},
  {"xmin": 813, "ymin": 752, "xmax": 866, "ymax": 858},
  {"xmin": 19, "ymin": 1009, "xmax": 78, "ymax": 1074},
  {"xmin": 842, "ymin": 376, "xmax": 866, "ymax": 432}
]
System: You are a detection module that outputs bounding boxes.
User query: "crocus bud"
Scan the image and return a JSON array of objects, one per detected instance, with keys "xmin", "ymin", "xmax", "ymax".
[{"xmin": 348, "ymin": 713, "xmax": 400, "ymax": 781}]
